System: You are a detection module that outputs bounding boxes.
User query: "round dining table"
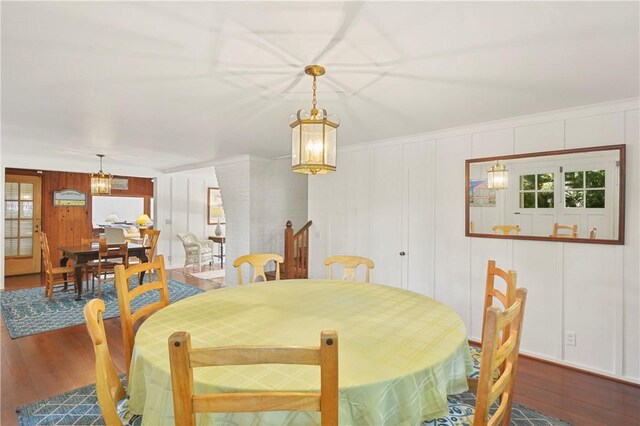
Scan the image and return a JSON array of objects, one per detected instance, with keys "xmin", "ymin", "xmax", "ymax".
[{"xmin": 127, "ymin": 279, "xmax": 472, "ymax": 425}]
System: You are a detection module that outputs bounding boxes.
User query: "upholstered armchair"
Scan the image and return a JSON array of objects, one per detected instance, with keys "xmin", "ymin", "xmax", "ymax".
[{"xmin": 177, "ymin": 233, "xmax": 215, "ymax": 272}]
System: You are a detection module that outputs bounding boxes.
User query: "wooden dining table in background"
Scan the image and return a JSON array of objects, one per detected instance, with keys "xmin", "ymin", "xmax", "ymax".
[{"xmin": 58, "ymin": 243, "xmax": 149, "ymax": 300}]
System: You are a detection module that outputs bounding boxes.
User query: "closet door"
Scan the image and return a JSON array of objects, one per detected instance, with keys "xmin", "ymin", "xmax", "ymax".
[
  {"xmin": 369, "ymin": 145, "xmax": 403, "ymax": 287},
  {"xmin": 402, "ymin": 141, "xmax": 436, "ymax": 296}
]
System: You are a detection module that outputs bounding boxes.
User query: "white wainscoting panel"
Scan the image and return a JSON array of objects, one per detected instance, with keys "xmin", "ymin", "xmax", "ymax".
[{"xmin": 308, "ymin": 99, "xmax": 640, "ymax": 382}]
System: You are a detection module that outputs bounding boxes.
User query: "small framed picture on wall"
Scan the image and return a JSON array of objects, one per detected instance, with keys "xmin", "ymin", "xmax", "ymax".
[{"xmin": 207, "ymin": 187, "xmax": 225, "ymax": 225}]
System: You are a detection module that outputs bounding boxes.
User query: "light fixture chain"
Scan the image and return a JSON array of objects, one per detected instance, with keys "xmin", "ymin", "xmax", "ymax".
[{"xmin": 312, "ymin": 75, "xmax": 317, "ymax": 111}]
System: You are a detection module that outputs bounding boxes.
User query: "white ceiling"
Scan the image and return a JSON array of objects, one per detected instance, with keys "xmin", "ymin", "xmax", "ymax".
[{"xmin": 2, "ymin": 1, "xmax": 638, "ymax": 171}]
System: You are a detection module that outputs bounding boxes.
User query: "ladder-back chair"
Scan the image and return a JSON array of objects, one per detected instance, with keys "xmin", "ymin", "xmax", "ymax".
[
  {"xmin": 425, "ymin": 288, "xmax": 528, "ymax": 425},
  {"xmin": 114, "ymin": 255, "xmax": 170, "ymax": 376},
  {"xmin": 168, "ymin": 330, "xmax": 339, "ymax": 426},
  {"xmin": 41, "ymin": 232, "xmax": 78, "ymax": 300},
  {"xmin": 551, "ymin": 223, "xmax": 578, "ymax": 238}
]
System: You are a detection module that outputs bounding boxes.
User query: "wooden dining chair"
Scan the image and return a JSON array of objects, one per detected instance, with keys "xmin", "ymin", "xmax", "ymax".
[
  {"xmin": 93, "ymin": 240, "xmax": 129, "ymax": 298},
  {"xmin": 424, "ymin": 288, "xmax": 528, "ymax": 426},
  {"xmin": 114, "ymin": 255, "xmax": 170, "ymax": 376},
  {"xmin": 233, "ymin": 253, "xmax": 283, "ymax": 284},
  {"xmin": 168, "ymin": 329, "xmax": 339, "ymax": 426},
  {"xmin": 324, "ymin": 255, "xmax": 375, "ymax": 283},
  {"xmin": 468, "ymin": 260, "xmax": 517, "ymax": 381},
  {"xmin": 83, "ymin": 298, "xmax": 129, "ymax": 426},
  {"xmin": 550, "ymin": 223, "xmax": 578, "ymax": 238},
  {"xmin": 41, "ymin": 232, "xmax": 78, "ymax": 300},
  {"xmin": 128, "ymin": 230, "xmax": 161, "ymax": 282},
  {"xmin": 491, "ymin": 225, "xmax": 521, "ymax": 235}
]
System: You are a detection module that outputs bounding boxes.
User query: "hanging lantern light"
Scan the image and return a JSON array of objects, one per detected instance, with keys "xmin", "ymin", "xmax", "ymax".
[
  {"xmin": 290, "ymin": 65, "xmax": 340, "ymax": 175},
  {"xmin": 487, "ymin": 160, "xmax": 508, "ymax": 189},
  {"xmin": 91, "ymin": 154, "xmax": 112, "ymax": 195}
]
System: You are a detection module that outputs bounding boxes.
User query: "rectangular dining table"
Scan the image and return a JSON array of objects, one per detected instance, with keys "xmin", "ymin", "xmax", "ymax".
[{"xmin": 58, "ymin": 243, "xmax": 149, "ymax": 300}]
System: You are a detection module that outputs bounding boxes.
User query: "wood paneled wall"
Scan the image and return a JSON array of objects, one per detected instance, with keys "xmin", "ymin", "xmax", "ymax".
[{"xmin": 6, "ymin": 168, "xmax": 153, "ymax": 265}]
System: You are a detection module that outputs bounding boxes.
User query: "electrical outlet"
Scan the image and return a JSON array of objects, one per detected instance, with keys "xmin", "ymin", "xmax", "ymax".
[{"xmin": 565, "ymin": 331, "xmax": 576, "ymax": 346}]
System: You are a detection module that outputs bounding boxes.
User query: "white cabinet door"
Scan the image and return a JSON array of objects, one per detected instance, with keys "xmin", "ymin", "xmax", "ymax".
[
  {"xmin": 369, "ymin": 145, "xmax": 403, "ymax": 287},
  {"xmin": 402, "ymin": 141, "xmax": 436, "ymax": 296}
]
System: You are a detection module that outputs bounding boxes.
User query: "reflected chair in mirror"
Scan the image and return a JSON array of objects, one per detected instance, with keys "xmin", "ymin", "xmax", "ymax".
[
  {"xmin": 468, "ymin": 260, "xmax": 517, "ymax": 382},
  {"xmin": 324, "ymin": 255, "xmax": 375, "ymax": 283},
  {"xmin": 233, "ymin": 253, "xmax": 284, "ymax": 284},
  {"xmin": 491, "ymin": 225, "xmax": 521, "ymax": 235},
  {"xmin": 469, "ymin": 221, "xmax": 475, "ymax": 233},
  {"xmin": 589, "ymin": 227, "xmax": 597, "ymax": 239},
  {"xmin": 84, "ymin": 298, "xmax": 140, "ymax": 426},
  {"xmin": 114, "ymin": 255, "xmax": 170, "ymax": 376},
  {"xmin": 168, "ymin": 329, "xmax": 339, "ymax": 426},
  {"xmin": 93, "ymin": 241, "xmax": 129, "ymax": 298},
  {"xmin": 551, "ymin": 223, "xmax": 578, "ymax": 238},
  {"xmin": 424, "ymin": 288, "xmax": 527, "ymax": 426},
  {"xmin": 177, "ymin": 233, "xmax": 215, "ymax": 272},
  {"xmin": 41, "ymin": 232, "xmax": 78, "ymax": 301}
]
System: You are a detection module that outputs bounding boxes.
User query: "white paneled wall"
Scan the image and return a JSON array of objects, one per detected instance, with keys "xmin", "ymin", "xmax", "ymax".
[{"xmin": 308, "ymin": 98, "xmax": 640, "ymax": 382}]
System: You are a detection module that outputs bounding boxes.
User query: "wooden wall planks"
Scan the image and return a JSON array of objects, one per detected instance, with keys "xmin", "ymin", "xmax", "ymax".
[{"xmin": 6, "ymin": 168, "xmax": 153, "ymax": 266}]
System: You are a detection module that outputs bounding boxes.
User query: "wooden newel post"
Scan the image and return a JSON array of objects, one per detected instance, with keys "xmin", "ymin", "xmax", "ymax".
[{"xmin": 284, "ymin": 221, "xmax": 294, "ymax": 279}]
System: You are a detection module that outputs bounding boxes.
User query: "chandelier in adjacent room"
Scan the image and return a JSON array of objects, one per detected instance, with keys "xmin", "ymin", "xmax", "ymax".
[{"xmin": 91, "ymin": 154, "xmax": 112, "ymax": 195}]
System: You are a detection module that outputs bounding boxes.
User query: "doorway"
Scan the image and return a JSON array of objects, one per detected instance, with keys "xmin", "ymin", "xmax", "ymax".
[{"xmin": 4, "ymin": 174, "xmax": 42, "ymax": 275}]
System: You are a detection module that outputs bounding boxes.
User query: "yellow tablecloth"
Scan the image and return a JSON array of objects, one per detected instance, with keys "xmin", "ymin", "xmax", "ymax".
[{"xmin": 128, "ymin": 280, "xmax": 472, "ymax": 425}]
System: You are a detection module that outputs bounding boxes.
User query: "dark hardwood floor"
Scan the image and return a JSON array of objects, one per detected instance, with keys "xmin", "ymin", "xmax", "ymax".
[{"xmin": 1, "ymin": 271, "xmax": 639, "ymax": 425}]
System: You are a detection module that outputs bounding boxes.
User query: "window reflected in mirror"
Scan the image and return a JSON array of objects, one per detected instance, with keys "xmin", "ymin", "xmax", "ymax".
[{"xmin": 465, "ymin": 144, "xmax": 625, "ymax": 244}]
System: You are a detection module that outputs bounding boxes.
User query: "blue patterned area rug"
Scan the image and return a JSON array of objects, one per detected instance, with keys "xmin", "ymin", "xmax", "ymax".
[
  {"xmin": 16, "ymin": 382, "xmax": 570, "ymax": 426},
  {"xmin": 16, "ymin": 379, "xmax": 141, "ymax": 426},
  {"xmin": 422, "ymin": 392, "xmax": 571, "ymax": 425},
  {"xmin": 0, "ymin": 277, "xmax": 204, "ymax": 339}
]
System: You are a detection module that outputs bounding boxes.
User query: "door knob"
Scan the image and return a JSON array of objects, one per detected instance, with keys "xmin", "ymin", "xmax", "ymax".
[{"xmin": 399, "ymin": 251, "xmax": 406, "ymax": 256}]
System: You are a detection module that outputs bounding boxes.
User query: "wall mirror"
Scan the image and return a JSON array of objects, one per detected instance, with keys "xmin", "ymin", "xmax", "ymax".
[{"xmin": 465, "ymin": 144, "xmax": 625, "ymax": 244}]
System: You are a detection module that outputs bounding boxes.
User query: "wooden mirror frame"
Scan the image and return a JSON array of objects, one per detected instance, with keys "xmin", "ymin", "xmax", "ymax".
[{"xmin": 465, "ymin": 144, "xmax": 625, "ymax": 245}]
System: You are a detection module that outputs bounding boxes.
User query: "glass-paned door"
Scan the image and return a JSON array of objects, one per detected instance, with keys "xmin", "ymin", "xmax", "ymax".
[{"xmin": 4, "ymin": 174, "xmax": 42, "ymax": 275}]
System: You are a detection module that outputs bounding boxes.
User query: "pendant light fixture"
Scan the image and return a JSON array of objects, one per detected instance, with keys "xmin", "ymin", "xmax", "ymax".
[
  {"xmin": 487, "ymin": 161, "xmax": 508, "ymax": 189},
  {"xmin": 290, "ymin": 65, "xmax": 340, "ymax": 175},
  {"xmin": 91, "ymin": 154, "xmax": 112, "ymax": 195}
]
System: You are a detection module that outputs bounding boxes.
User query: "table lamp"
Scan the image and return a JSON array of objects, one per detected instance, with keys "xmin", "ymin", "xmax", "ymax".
[
  {"xmin": 211, "ymin": 207, "xmax": 224, "ymax": 236},
  {"xmin": 136, "ymin": 213, "xmax": 152, "ymax": 229}
]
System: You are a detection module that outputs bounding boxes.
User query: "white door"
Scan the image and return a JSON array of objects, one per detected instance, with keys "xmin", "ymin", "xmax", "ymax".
[
  {"xmin": 402, "ymin": 140, "xmax": 436, "ymax": 296},
  {"xmin": 369, "ymin": 145, "xmax": 403, "ymax": 288}
]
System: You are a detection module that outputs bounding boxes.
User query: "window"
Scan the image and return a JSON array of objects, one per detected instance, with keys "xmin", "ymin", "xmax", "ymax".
[
  {"xmin": 519, "ymin": 173, "xmax": 554, "ymax": 208},
  {"xmin": 564, "ymin": 170, "xmax": 605, "ymax": 208}
]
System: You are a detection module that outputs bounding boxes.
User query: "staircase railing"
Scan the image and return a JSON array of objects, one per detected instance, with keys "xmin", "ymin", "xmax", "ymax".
[{"xmin": 283, "ymin": 220, "xmax": 312, "ymax": 279}]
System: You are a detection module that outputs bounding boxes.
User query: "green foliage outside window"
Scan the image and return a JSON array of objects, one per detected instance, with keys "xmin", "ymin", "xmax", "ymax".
[
  {"xmin": 519, "ymin": 173, "xmax": 554, "ymax": 208},
  {"xmin": 564, "ymin": 170, "xmax": 605, "ymax": 208}
]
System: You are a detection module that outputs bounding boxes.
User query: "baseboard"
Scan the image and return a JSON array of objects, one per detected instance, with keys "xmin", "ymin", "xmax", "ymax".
[{"xmin": 468, "ymin": 339, "xmax": 640, "ymax": 387}]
